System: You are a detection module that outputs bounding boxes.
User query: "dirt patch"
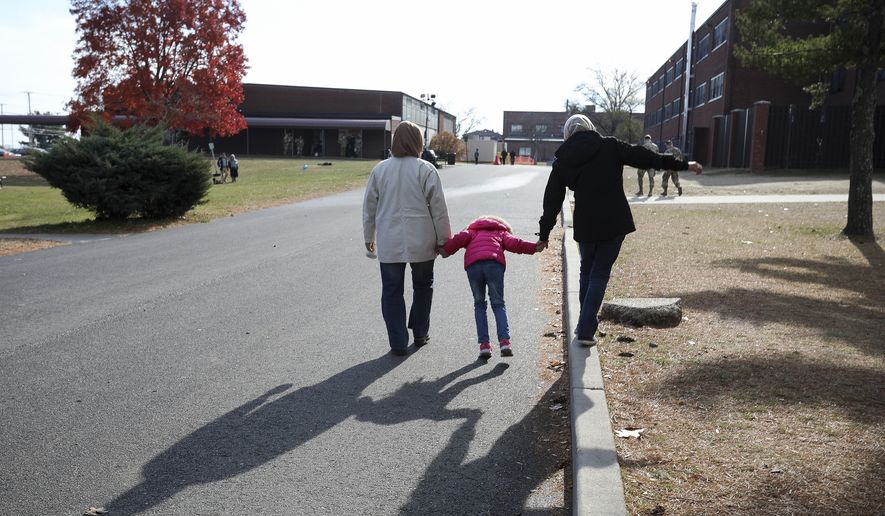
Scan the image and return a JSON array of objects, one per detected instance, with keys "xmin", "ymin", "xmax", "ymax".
[
  {"xmin": 0, "ymin": 238, "xmax": 66, "ymax": 256},
  {"xmin": 596, "ymin": 202, "xmax": 885, "ymax": 515},
  {"xmin": 529, "ymin": 224, "xmax": 572, "ymax": 513}
]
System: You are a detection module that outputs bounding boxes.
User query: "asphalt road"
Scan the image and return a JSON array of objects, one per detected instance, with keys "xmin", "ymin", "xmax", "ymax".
[{"xmin": 0, "ymin": 164, "xmax": 565, "ymax": 515}]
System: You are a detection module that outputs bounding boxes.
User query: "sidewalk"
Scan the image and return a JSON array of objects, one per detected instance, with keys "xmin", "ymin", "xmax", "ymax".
[
  {"xmin": 627, "ymin": 193, "xmax": 885, "ymax": 204},
  {"xmin": 560, "ymin": 196, "xmax": 627, "ymax": 516}
]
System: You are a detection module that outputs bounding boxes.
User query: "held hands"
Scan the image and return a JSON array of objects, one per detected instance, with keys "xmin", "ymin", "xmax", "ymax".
[
  {"xmin": 536, "ymin": 241, "xmax": 549, "ymax": 252},
  {"xmin": 688, "ymin": 161, "xmax": 703, "ymax": 175},
  {"xmin": 436, "ymin": 246, "xmax": 450, "ymax": 258}
]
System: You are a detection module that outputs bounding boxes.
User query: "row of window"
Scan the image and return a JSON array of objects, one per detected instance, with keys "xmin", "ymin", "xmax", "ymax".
[
  {"xmin": 401, "ymin": 97, "xmax": 438, "ymax": 131},
  {"xmin": 647, "ymin": 97, "xmax": 684, "ymax": 126},
  {"xmin": 696, "ymin": 17, "xmax": 729, "ymax": 63},
  {"xmin": 695, "ymin": 72, "xmax": 725, "ymax": 107},
  {"xmin": 509, "ymin": 123, "xmax": 548, "ymax": 135},
  {"xmin": 646, "ymin": 18, "xmax": 729, "ymax": 104},
  {"xmin": 648, "ymin": 57, "xmax": 685, "ymax": 98},
  {"xmin": 646, "ymin": 71, "xmax": 726, "ymax": 128}
]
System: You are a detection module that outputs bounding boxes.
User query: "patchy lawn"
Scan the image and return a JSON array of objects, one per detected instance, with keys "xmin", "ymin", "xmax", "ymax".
[
  {"xmin": 596, "ymin": 201, "xmax": 885, "ymax": 515},
  {"xmin": 0, "ymin": 157, "xmax": 376, "ymax": 255}
]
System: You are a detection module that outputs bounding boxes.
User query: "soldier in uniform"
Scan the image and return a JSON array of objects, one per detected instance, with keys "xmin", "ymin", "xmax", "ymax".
[
  {"xmin": 661, "ymin": 140, "xmax": 684, "ymax": 196},
  {"xmin": 635, "ymin": 135, "xmax": 658, "ymax": 197}
]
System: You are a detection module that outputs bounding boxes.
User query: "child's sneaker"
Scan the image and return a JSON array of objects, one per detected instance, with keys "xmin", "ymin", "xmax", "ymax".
[
  {"xmin": 478, "ymin": 343, "xmax": 492, "ymax": 359},
  {"xmin": 499, "ymin": 339, "xmax": 513, "ymax": 357}
]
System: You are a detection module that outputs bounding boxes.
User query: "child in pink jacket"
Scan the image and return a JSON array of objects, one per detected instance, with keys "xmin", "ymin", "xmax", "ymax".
[{"xmin": 440, "ymin": 216, "xmax": 544, "ymax": 359}]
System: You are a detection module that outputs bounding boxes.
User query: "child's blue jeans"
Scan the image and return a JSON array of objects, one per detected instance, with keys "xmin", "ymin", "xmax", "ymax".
[{"xmin": 466, "ymin": 260, "xmax": 509, "ymax": 344}]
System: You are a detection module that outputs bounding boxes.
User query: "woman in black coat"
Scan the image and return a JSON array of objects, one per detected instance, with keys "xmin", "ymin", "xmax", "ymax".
[{"xmin": 537, "ymin": 114, "xmax": 702, "ymax": 346}]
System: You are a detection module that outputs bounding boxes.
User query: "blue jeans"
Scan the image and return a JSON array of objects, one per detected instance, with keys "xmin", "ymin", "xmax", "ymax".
[
  {"xmin": 466, "ymin": 260, "xmax": 509, "ymax": 343},
  {"xmin": 379, "ymin": 260, "xmax": 434, "ymax": 351},
  {"xmin": 576, "ymin": 236, "xmax": 625, "ymax": 340}
]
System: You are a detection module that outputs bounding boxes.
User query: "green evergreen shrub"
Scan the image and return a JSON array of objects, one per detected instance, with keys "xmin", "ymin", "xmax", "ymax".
[{"xmin": 25, "ymin": 120, "xmax": 211, "ymax": 220}]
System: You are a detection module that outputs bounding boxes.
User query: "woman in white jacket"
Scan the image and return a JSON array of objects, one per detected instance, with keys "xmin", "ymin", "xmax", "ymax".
[{"xmin": 363, "ymin": 121, "xmax": 452, "ymax": 356}]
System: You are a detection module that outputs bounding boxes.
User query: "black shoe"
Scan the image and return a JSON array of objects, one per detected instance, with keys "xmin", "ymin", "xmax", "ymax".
[
  {"xmin": 390, "ymin": 348, "xmax": 408, "ymax": 356},
  {"xmin": 414, "ymin": 336, "xmax": 429, "ymax": 348},
  {"xmin": 635, "ymin": 190, "xmax": 643, "ymax": 196},
  {"xmin": 661, "ymin": 191, "xmax": 668, "ymax": 196},
  {"xmin": 678, "ymin": 186, "xmax": 683, "ymax": 196}
]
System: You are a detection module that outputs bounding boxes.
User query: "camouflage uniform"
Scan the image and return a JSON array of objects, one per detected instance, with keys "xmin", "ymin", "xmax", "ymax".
[
  {"xmin": 636, "ymin": 138, "xmax": 658, "ymax": 197},
  {"xmin": 661, "ymin": 142, "xmax": 683, "ymax": 196}
]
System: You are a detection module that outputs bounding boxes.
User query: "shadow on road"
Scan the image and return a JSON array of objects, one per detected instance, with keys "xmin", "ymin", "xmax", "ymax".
[
  {"xmin": 105, "ymin": 353, "xmax": 407, "ymax": 515},
  {"xmin": 105, "ymin": 352, "xmax": 575, "ymax": 515},
  {"xmin": 356, "ymin": 360, "xmax": 576, "ymax": 515}
]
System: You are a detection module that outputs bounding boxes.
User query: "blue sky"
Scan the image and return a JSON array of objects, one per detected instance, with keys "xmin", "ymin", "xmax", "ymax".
[{"xmin": 0, "ymin": 0, "xmax": 722, "ymax": 145}]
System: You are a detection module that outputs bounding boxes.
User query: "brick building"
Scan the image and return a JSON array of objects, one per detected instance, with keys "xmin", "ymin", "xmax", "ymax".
[
  {"xmin": 502, "ymin": 111, "xmax": 570, "ymax": 163},
  {"xmin": 197, "ymin": 84, "xmax": 456, "ymax": 159},
  {"xmin": 644, "ymin": 0, "xmax": 885, "ymax": 169}
]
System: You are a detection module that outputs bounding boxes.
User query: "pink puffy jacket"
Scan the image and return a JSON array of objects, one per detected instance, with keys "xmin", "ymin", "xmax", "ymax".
[{"xmin": 442, "ymin": 217, "xmax": 537, "ymax": 270}]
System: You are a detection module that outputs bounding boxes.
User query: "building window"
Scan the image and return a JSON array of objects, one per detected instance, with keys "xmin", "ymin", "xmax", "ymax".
[
  {"xmin": 671, "ymin": 98, "xmax": 681, "ymax": 118},
  {"xmin": 714, "ymin": 18, "xmax": 729, "ymax": 49},
  {"xmin": 534, "ymin": 124, "xmax": 547, "ymax": 134},
  {"xmin": 696, "ymin": 82, "xmax": 707, "ymax": 107},
  {"xmin": 710, "ymin": 73, "xmax": 724, "ymax": 100},
  {"xmin": 697, "ymin": 34, "xmax": 711, "ymax": 62},
  {"xmin": 510, "ymin": 124, "xmax": 523, "ymax": 134},
  {"xmin": 519, "ymin": 147, "xmax": 532, "ymax": 156},
  {"xmin": 664, "ymin": 103, "xmax": 672, "ymax": 119},
  {"xmin": 666, "ymin": 67, "xmax": 674, "ymax": 85},
  {"xmin": 675, "ymin": 58, "xmax": 684, "ymax": 78}
]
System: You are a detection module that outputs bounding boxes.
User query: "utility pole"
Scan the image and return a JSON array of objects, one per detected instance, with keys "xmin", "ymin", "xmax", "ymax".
[
  {"xmin": 680, "ymin": 2, "xmax": 697, "ymax": 153},
  {"xmin": 1, "ymin": 103, "xmax": 5, "ymax": 149},
  {"xmin": 25, "ymin": 91, "xmax": 34, "ymax": 147}
]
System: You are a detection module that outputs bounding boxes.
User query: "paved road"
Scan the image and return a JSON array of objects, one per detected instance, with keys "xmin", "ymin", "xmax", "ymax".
[{"xmin": 0, "ymin": 164, "xmax": 565, "ymax": 515}]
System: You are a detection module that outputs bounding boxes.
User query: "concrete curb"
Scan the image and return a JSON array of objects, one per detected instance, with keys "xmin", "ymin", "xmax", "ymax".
[{"xmin": 561, "ymin": 194, "xmax": 627, "ymax": 516}]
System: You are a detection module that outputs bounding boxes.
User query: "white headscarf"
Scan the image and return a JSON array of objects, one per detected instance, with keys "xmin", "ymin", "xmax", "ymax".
[{"xmin": 563, "ymin": 114, "xmax": 596, "ymax": 141}]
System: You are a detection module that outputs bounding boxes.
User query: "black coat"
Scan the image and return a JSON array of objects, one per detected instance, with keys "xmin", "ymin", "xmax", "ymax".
[{"xmin": 538, "ymin": 131, "xmax": 688, "ymax": 242}]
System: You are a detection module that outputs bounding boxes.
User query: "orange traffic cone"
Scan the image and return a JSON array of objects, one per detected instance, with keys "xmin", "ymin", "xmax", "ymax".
[{"xmin": 494, "ymin": 155, "xmax": 499, "ymax": 165}]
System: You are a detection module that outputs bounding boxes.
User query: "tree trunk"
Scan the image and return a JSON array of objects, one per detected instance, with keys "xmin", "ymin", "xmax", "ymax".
[{"xmin": 844, "ymin": 2, "xmax": 883, "ymax": 237}]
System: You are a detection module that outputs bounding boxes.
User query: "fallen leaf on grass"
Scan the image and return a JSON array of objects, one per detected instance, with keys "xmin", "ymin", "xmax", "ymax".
[
  {"xmin": 741, "ymin": 240, "xmax": 754, "ymax": 244},
  {"xmin": 550, "ymin": 403, "xmax": 564, "ymax": 411},
  {"xmin": 618, "ymin": 352, "xmax": 635, "ymax": 357},
  {"xmin": 616, "ymin": 428, "xmax": 646, "ymax": 439},
  {"xmin": 770, "ymin": 468, "xmax": 784, "ymax": 474},
  {"xmin": 616, "ymin": 335, "xmax": 636, "ymax": 343},
  {"xmin": 84, "ymin": 508, "xmax": 108, "ymax": 516}
]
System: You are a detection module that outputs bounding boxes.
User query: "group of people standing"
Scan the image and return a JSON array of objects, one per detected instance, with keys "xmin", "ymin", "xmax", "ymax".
[
  {"xmin": 498, "ymin": 150, "xmax": 515, "ymax": 165},
  {"xmin": 363, "ymin": 116, "xmax": 701, "ymax": 359},
  {"xmin": 636, "ymin": 135, "xmax": 684, "ymax": 197},
  {"xmin": 215, "ymin": 152, "xmax": 240, "ymax": 184}
]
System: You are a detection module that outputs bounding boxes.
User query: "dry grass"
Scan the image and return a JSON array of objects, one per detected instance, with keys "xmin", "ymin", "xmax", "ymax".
[
  {"xmin": 596, "ymin": 201, "xmax": 885, "ymax": 515},
  {"xmin": 0, "ymin": 238, "xmax": 66, "ymax": 256}
]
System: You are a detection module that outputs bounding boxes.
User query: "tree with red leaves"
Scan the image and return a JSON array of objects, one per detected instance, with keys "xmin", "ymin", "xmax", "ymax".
[{"xmin": 69, "ymin": 0, "xmax": 248, "ymax": 138}]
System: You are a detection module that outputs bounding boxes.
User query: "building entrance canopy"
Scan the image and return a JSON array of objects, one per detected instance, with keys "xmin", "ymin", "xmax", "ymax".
[{"xmin": 244, "ymin": 117, "xmax": 390, "ymax": 130}]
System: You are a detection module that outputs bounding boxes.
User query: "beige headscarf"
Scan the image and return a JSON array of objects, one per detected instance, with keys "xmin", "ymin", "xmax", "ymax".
[{"xmin": 563, "ymin": 114, "xmax": 596, "ymax": 141}]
